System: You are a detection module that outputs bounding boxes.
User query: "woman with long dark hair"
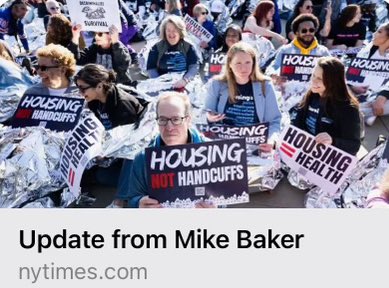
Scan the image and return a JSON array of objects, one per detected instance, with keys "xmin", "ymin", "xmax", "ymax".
[
  {"xmin": 326, "ymin": 4, "xmax": 366, "ymax": 50},
  {"xmin": 292, "ymin": 56, "xmax": 361, "ymax": 155}
]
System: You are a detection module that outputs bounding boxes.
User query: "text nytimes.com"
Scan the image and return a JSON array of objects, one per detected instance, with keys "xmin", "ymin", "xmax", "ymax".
[{"xmin": 18, "ymin": 263, "xmax": 148, "ymax": 283}]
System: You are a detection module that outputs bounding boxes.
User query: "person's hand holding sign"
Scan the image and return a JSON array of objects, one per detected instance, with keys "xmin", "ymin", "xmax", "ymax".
[
  {"xmin": 200, "ymin": 41, "xmax": 209, "ymax": 49},
  {"xmin": 71, "ymin": 24, "xmax": 82, "ymax": 45},
  {"xmin": 206, "ymin": 111, "xmax": 226, "ymax": 123},
  {"xmin": 109, "ymin": 25, "xmax": 119, "ymax": 44},
  {"xmin": 315, "ymin": 132, "xmax": 332, "ymax": 146},
  {"xmin": 372, "ymin": 96, "xmax": 387, "ymax": 116},
  {"xmin": 139, "ymin": 196, "xmax": 162, "ymax": 208}
]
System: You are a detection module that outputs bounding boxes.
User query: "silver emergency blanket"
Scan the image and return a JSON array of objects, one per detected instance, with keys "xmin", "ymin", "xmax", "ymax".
[
  {"xmin": 242, "ymin": 33, "xmax": 276, "ymax": 70},
  {"xmin": 0, "ymin": 86, "xmax": 25, "ymax": 123},
  {"xmin": 205, "ymin": 0, "xmax": 233, "ymax": 34},
  {"xmin": 305, "ymin": 143, "xmax": 387, "ymax": 208},
  {"xmin": 0, "ymin": 127, "xmax": 67, "ymax": 208}
]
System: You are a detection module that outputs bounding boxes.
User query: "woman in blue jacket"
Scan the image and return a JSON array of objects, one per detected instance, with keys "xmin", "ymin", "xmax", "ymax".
[
  {"xmin": 205, "ymin": 42, "xmax": 281, "ymax": 153},
  {"xmin": 192, "ymin": 3, "xmax": 218, "ymax": 50}
]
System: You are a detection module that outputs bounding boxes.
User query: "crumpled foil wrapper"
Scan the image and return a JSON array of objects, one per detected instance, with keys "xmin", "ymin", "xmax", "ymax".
[
  {"xmin": 242, "ymin": 33, "xmax": 276, "ymax": 69},
  {"xmin": 23, "ymin": 197, "xmax": 55, "ymax": 208},
  {"xmin": 0, "ymin": 127, "xmax": 67, "ymax": 207},
  {"xmin": 136, "ymin": 73, "xmax": 184, "ymax": 95},
  {"xmin": 247, "ymin": 150, "xmax": 284, "ymax": 191},
  {"xmin": 304, "ymin": 142, "xmax": 387, "ymax": 208},
  {"xmin": 101, "ymin": 103, "xmax": 159, "ymax": 160},
  {"xmin": 0, "ymin": 85, "xmax": 27, "ymax": 123},
  {"xmin": 286, "ymin": 169, "xmax": 315, "ymax": 191}
]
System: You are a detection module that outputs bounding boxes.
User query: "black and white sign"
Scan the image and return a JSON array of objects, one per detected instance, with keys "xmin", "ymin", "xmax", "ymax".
[
  {"xmin": 184, "ymin": 14, "xmax": 214, "ymax": 43},
  {"xmin": 146, "ymin": 139, "xmax": 249, "ymax": 207},
  {"xmin": 280, "ymin": 54, "xmax": 321, "ymax": 81},
  {"xmin": 11, "ymin": 94, "xmax": 84, "ymax": 132},
  {"xmin": 208, "ymin": 52, "xmax": 226, "ymax": 77}
]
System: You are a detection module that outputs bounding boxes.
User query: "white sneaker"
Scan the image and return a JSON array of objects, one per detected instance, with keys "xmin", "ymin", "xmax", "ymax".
[{"xmin": 365, "ymin": 116, "xmax": 377, "ymax": 126}]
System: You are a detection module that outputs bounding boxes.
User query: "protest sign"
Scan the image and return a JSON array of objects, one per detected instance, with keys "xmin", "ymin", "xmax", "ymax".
[
  {"xmin": 184, "ymin": 14, "xmax": 214, "ymax": 43},
  {"xmin": 197, "ymin": 123, "xmax": 269, "ymax": 145},
  {"xmin": 67, "ymin": 0, "xmax": 122, "ymax": 33},
  {"xmin": 279, "ymin": 125, "xmax": 357, "ymax": 195},
  {"xmin": 346, "ymin": 57, "xmax": 389, "ymax": 91},
  {"xmin": 280, "ymin": 54, "xmax": 321, "ymax": 81},
  {"xmin": 207, "ymin": 52, "xmax": 226, "ymax": 77},
  {"xmin": 60, "ymin": 113, "xmax": 105, "ymax": 197},
  {"xmin": 146, "ymin": 138, "xmax": 249, "ymax": 207},
  {"xmin": 11, "ymin": 94, "xmax": 84, "ymax": 132}
]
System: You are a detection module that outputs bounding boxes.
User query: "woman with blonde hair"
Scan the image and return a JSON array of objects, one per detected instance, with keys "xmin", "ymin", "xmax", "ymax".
[
  {"xmin": 205, "ymin": 42, "xmax": 281, "ymax": 152},
  {"xmin": 146, "ymin": 15, "xmax": 199, "ymax": 89}
]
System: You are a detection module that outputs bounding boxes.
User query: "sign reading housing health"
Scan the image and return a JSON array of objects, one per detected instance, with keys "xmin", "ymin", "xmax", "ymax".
[
  {"xmin": 146, "ymin": 138, "xmax": 249, "ymax": 207},
  {"xmin": 184, "ymin": 14, "xmax": 214, "ymax": 43},
  {"xmin": 11, "ymin": 94, "xmax": 84, "ymax": 132},
  {"xmin": 280, "ymin": 54, "xmax": 321, "ymax": 81},
  {"xmin": 346, "ymin": 57, "xmax": 389, "ymax": 92},
  {"xmin": 60, "ymin": 113, "xmax": 105, "ymax": 197},
  {"xmin": 67, "ymin": 0, "xmax": 122, "ymax": 32},
  {"xmin": 279, "ymin": 125, "xmax": 357, "ymax": 195}
]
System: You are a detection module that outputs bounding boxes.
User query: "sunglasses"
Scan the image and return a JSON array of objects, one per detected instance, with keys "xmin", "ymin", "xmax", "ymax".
[
  {"xmin": 304, "ymin": 5, "xmax": 313, "ymax": 9},
  {"xmin": 34, "ymin": 65, "xmax": 60, "ymax": 71},
  {"xmin": 50, "ymin": 6, "xmax": 60, "ymax": 11},
  {"xmin": 76, "ymin": 84, "xmax": 93, "ymax": 93},
  {"xmin": 300, "ymin": 28, "xmax": 315, "ymax": 34},
  {"xmin": 95, "ymin": 32, "xmax": 106, "ymax": 37},
  {"xmin": 201, "ymin": 11, "xmax": 208, "ymax": 15}
]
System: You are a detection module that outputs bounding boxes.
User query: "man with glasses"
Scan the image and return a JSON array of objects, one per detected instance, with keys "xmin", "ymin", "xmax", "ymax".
[
  {"xmin": 116, "ymin": 92, "xmax": 205, "ymax": 208},
  {"xmin": 266, "ymin": 13, "xmax": 330, "ymax": 76},
  {"xmin": 0, "ymin": 0, "xmax": 30, "ymax": 53}
]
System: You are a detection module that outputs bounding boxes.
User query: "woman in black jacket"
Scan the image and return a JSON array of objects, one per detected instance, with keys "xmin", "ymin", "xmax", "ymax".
[
  {"xmin": 291, "ymin": 56, "xmax": 361, "ymax": 155},
  {"xmin": 74, "ymin": 64, "xmax": 145, "ymax": 130}
]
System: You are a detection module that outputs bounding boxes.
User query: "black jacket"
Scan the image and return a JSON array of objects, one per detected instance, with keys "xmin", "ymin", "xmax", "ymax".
[
  {"xmin": 68, "ymin": 41, "xmax": 133, "ymax": 85},
  {"xmin": 88, "ymin": 85, "xmax": 146, "ymax": 128},
  {"xmin": 292, "ymin": 94, "xmax": 361, "ymax": 155}
]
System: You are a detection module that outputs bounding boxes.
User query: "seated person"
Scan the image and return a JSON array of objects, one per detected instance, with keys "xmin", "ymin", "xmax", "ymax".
[
  {"xmin": 124, "ymin": 92, "xmax": 209, "ymax": 208},
  {"xmin": 146, "ymin": 15, "xmax": 199, "ymax": 89},
  {"xmin": 69, "ymin": 24, "xmax": 134, "ymax": 86},
  {"xmin": 291, "ymin": 56, "xmax": 361, "ymax": 155},
  {"xmin": 215, "ymin": 24, "xmax": 242, "ymax": 54},
  {"xmin": 192, "ymin": 3, "xmax": 218, "ymax": 50},
  {"xmin": 205, "ymin": 42, "xmax": 281, "ymax": 153},
  {"xmin": 326, "ymin": 4, "xmax": 366, "ymax": 50}
]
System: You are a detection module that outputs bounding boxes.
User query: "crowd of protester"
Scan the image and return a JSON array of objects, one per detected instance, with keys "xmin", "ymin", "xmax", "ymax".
[{"xmin": 0, "ymin": 0, "xmax": 388, "ymax": 208}]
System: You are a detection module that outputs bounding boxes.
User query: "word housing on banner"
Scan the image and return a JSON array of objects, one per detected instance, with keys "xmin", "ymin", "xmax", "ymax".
[
  {"xmin": 184, "ymin": 14, "xmax": 214, "ymax": 43},
  {"xmin": 346, "ymin": 57, "xmax": 389, "ymax": 92},
  {"xmin": 11, "ymin": 94, "xmax": 84, "ymax": 132},
  {"xmin": 279, "ymin": 125, "xmax": 357, "ymax": 195},
  {"xmin": 60, "ymin": 113, "xmax": 105, "ymax": 197},
  {"xmin": 67, "ymin": 0, "xmax": 122, "ymax": 32},
  {"xmin": 280, "ymin": 54, "xmax": 321, "ymax": 82},
  {"xmin": 208, "ymin": 52, "xmax": 226, "ymax": 77},
  {"xmin": 146, "ymin": 138, "xmax": 249, "ymax": 207}
]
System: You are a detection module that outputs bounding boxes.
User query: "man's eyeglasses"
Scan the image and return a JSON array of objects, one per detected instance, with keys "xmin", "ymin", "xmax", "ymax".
[
  {"xmin": 34, "ymin": 65, "xmax": 60, "ymax": 71},
  {"xmin": 76, "ymin": 84, "xmax": 93, "ymax": 93},
  {"xmin": 156, "ymin": 116, "xmax": 188, "ymax": 126},
  {"xmin": 300, "ymin": 28, "xmax": 316, "ymax": 34}
]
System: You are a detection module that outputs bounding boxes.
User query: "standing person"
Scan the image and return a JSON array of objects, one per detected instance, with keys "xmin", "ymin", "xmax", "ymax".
[
  {"xmin": 0, "ymin": 0, "xmax": 30, "ymax": 53},
  {"xmin": 353, "ymin": 22, "xmax": 389, "ymax": 126},
  {"xmin": 291, "ymin": 56, "xmax": 361, "ymax": 155},
  {"xmin": 205, "ymin": 42, "xmax": 281, "ymax": 153},
  {"xmin": 74, "ymin": 64, "xmax": 147, "ymax": 206},
  {"xmin": 69, "ymin": 24, "xmax": 134, "ymax": 86},
  {"xmin": 267, "ymin": 14, "xmax": 331, "ymax": 76},
  {"xmin": 123, "ymin": 92, "xmax": 212, "ymax": 208},
  {"xmin": 146, "ymin": 15, "xmax": 199, "ymax": 89},
  {"xmin": 243, "ymin": 1, "xmax": 288, "ymax": 46},
  {"xmin": 192, "ymin": 3, "xmax": 217, "ymax": 50},
  {"xmin": 326, "ymin": 4, "xmax": 366, "ymax": 50}
]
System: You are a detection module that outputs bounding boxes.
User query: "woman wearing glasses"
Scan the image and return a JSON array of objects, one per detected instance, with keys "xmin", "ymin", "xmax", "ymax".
[
  {"xmin": 192, "ymin": 3, "xmax": 217, "ymax": 50},
  {"xmin": 205, "ymin": 42, "xmax": 281, "ymax": 153},
  {"xmin": 21, "ymin": 43, "xmax": 78, "ymax": 97},
  {"xmin": 74, "ymin": 64, "xmax": 147, "ymax": 207},
  {"xmin": 146, "ymin": 15, "xmax": 199, "ymax": 89},
  {"xmin": 291, "ymin": 56, "xmax": 361, "ymax": 155},
  {"xmin": 69, "ymin": 24, "xmax": 134, "ymax": 86}
]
